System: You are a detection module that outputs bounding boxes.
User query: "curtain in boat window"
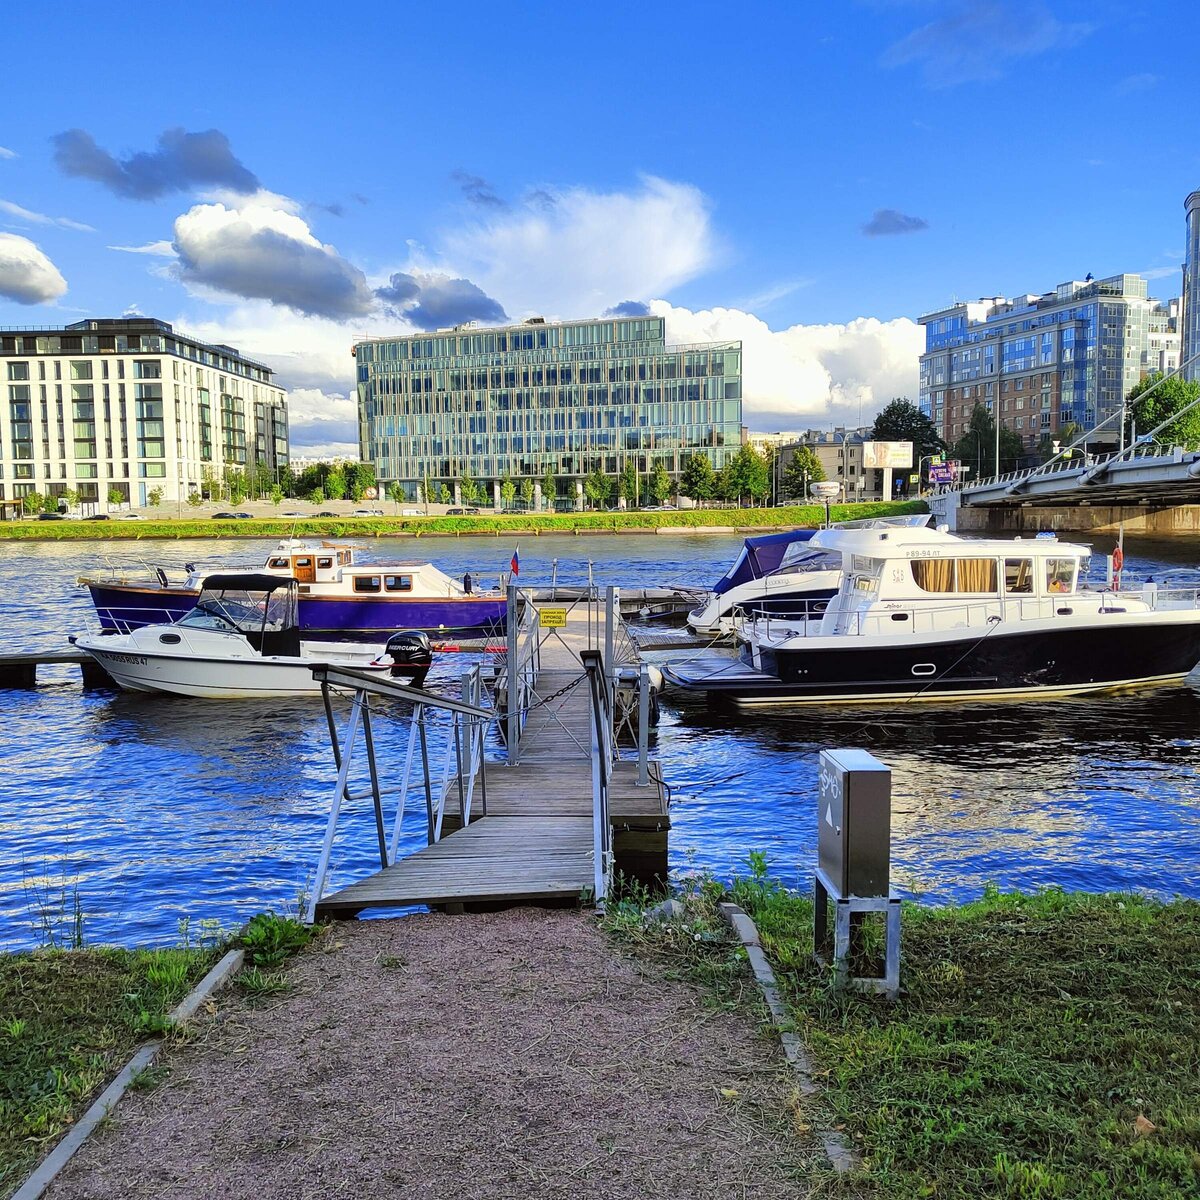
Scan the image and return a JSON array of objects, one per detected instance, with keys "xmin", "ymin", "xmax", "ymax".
[
  {"xmin": 955, "ymin": 558, "xmax": 997, "ymax": 593},
  {"xmin": 911, "ymin": 559, "xmax": 954, "ymax": 592},
  {"xmin": 1005, "ymin": 559, "xmax": 1033, "ymax": 593}
]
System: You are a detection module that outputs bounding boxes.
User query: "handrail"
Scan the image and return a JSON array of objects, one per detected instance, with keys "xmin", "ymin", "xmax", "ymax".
[{"xmin": 582, "ymin": 649, "xmax": 613, "ymax": 906}]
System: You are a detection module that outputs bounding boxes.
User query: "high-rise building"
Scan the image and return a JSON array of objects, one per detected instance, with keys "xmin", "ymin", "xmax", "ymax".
[
  {"xmin": 919, "ymin": 274, "xmax": 1179, "ymax": 452},
  {"xmin": 1182, "ymin": 190, "xmax": 1200, "ymax": 380},
  {"xmin": 354, "ymin": 315, "xmax": 743, "ymax": 502},
  {"xmin": 0, "ymin": 317, "xmax": 288, "ymax": 509}
]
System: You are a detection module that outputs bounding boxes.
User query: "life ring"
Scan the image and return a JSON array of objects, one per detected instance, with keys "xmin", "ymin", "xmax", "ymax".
[{"xmin": 1112, "ymin": 545, "xmax": 1124, "ymax": 572}]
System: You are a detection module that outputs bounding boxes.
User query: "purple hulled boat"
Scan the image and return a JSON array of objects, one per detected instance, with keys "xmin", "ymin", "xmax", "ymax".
[{"xmin": 79, "ymin": 541, "xmax": 507, "ymax": 639}]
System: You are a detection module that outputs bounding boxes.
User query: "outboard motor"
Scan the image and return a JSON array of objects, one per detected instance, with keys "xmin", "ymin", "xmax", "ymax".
[{"xmin": 378, "ymin": 630, "xmax": 433, "ymax": 687}]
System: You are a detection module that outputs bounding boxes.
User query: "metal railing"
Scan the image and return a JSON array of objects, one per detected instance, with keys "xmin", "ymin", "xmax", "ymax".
[
  {"xmin": 305, "ymin": 664, "xmax": 493, "ymax": 923},
  {"xmin": 965, "ymin": 441, "xmax": 1188, "ymax": 491},
  {"xmin": 582, "ymin": 649, "xmax": 614, "ymax": 904}
]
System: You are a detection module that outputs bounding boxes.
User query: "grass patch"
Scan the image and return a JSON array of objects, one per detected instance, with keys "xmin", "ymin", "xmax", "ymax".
[
  {"xmin": 0, "ymin": 945, "xmax": 217, "ymax": 1196},
  {"xmin": 608, "ymin": 868, "xmax": 1200, "ymax": 1200},
  {"xmin": 0, "ymin": 501, "xmax": 926, "ymax": 541}
]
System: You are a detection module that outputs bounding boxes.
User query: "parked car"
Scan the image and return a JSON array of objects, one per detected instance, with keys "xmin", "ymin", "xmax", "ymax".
[
  {"xmin": 118, "ymin": 513, "xmax": 144, "ymax": 520},
  {"xmin": 84, "ymin": 513, "xmax": 112, "ymax": 521},
  {"xmin": 317, "ymin": 511, "xmax": 338, "ymax": 517},
  {"xmin": 281, "ymin": 510, "xmax": 306, "ymax": 517},
  {"xmin": 36, "ymin": 512, "xmax": 68, "ymax": 521},
  {"xmin": 401, "ymin": 508, "xmax": 423, "ymax": 516},
  {"xmin": 352, "ymin": 508, "xmax": 384, "ymax": 516},
  {"xmin": 446, "ymin": 507, "xmax": 465, "ymax": 515},
  {"xmin": 212, "ymin": 511, "xmax": 251, "ymax": 520}
]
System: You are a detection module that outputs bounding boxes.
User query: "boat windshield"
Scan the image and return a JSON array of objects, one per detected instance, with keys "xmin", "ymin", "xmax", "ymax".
[
  {"xmin": 775, "ymin": 544, "xmax": 841, "ymax": 575},
  {"xmin": 179, "ymin": 588, "xmax": 295, "ymax": 635}
]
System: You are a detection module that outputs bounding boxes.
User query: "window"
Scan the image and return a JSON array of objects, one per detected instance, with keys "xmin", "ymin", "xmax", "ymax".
[
  {"xmin": 1046, "ymin": 559, "xmax": 1076, "ymax": 593},
  {"xmin": 267, "ymin": 557, "xmax": 289, "ymax": 569},
  {"xmin": 70, "ymin": 361, "xmax": 93, "ymax": 380},
  {"xmin": 7, "ymin": 362, "xmax": 29, "ymax": 381},
  {"xmin": 317, "ymin": 557, "xmax": 333, "ymax": 569},
  {"xmin": 353, "ymin": 575, "xmax": 382, "ymax": 593},
  {"xmin": 1004, "ymin": 558, "xmax": 1033, "ymax": 593},
  {"xmin": 911, "ymin": 558, "xmax": 998, "ymax": 593},
  {"xmin": 384, "ymin": 574, "xmax": 413, "ymax": 592}
]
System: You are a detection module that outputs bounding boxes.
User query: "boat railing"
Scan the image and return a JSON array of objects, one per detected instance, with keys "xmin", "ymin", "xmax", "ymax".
[{"xmin": 743, "ymin": 585, "xmax": 1194, "ymax": 642}]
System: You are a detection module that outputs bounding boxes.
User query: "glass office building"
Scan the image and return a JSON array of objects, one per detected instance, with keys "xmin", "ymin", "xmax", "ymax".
[
  {"xmin": 355, "ymin": 315, "xmax": 743, "ymax": 500},
  {"xmin": 1182, "ymin": 190, "xmax": 1200, "ymax": 381},
  {"xmin": 919, "ymin": 274, "xmax": 1178, "ymax": 451}
]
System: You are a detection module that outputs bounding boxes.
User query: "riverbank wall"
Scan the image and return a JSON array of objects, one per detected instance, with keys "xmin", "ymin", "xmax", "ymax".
[{"xmin": 955, "ymin": 502, "xmax": 1200, "ymax": 536}]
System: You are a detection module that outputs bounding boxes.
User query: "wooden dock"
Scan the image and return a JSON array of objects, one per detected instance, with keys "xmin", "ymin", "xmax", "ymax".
[
  {"xmin": 315, "ymin": 602, "xmax": 668, "ymax": 917},
  {"xmin": 0, "ymin": 650, "xmax": 114, "ymax": 689}
]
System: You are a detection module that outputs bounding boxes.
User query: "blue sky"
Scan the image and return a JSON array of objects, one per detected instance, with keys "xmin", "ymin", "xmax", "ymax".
[{"xmin": 1, "ymin": 0, "xmax": 1197, "ymax": 452}]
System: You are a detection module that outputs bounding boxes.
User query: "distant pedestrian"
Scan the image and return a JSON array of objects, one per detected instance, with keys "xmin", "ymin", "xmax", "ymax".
[{"xmin": 463, "ymin": 571, "xmax": 473, "ymax": 594}]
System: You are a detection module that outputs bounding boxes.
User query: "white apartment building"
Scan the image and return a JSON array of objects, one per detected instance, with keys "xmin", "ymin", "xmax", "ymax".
[{"xmin": 1, "ymin": 317, "xmax": 288, "ymax": 509}]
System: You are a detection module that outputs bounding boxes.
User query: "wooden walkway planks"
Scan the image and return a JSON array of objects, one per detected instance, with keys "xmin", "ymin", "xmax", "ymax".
[{"xmin": 314, "ymin": 601, "xmax": 668, "ymax": 917}]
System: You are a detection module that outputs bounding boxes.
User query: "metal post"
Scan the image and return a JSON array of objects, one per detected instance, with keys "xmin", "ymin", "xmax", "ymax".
[
  {"xmin": 506, "ymin": 581, "xmax": 519, "ymax": 764},
  {"xmin": 390, "ymin": 706, "xmax": 421, "ymax": 863},
  {"xmin": 551, "ymin": 557, "xmax": 558, "ymax": 600},
  {"xmin": 604, "ymin": 585, "xmax": 618, "ymax": 713},
  {"xmin": 359, "ymin": 694, "xmax": 387, "ymax": 868},
  {"xmin": 306, "ymin": 697, "xmax": 363, "ymax": 924},
  {"xmin": 637, "ymin": 661, "xmax": 650, "ymax": 786},
  {"xmin": 418, "ymin": 714, "xmax": 434, "ymax": 845}
]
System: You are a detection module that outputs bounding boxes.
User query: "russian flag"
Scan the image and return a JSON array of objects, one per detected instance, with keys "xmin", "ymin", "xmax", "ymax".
[{"xmin": 510, "ymin": 545, "xmax": 520, "ymax": 577}]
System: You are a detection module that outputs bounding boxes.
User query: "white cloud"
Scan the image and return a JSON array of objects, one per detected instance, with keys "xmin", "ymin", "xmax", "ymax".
[
  {"xmin": 438, "ymin": 175, "xmax": 714, "ymax": 318},
  {"xmin": 0, "ymin": 146, "xmax": 15, "ymax": 160},
  {"xmin": 0, "ymin": 199, "xmax": 94, "ymax": 232},
  {"xmin": 0, "ymin": 233, "xmax": 68, "ymax": 304},
  {"xmin": 172, "ymin": 193, "xmax": 375, "ymax": 319},
  {"xmin": 109, "ymin": 240, "xmax": 177, "ymax": 256},
  {"xmin": 652, "ymin": 301, "xmax": 924, "ymax": 429}
]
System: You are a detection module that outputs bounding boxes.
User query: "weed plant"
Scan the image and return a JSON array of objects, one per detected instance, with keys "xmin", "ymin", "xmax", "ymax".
[{"xmin": 607, "ymin": 862, "xmax": 1200, "ymax": 1200}]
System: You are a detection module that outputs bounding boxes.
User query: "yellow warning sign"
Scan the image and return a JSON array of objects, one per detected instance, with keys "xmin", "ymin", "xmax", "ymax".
[{"xmin": 539, "ymin": 607, "xmax": 568, "ymax": 628}]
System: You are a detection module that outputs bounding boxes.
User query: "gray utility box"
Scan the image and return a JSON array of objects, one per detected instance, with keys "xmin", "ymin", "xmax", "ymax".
[{"xmin": 817, "ymin": 748, "xmax": 891, "ymax": 898}]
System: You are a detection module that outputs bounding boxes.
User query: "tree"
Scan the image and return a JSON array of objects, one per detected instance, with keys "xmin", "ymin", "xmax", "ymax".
[
  {"xmin": 870, "ymin": 397, "xmax": 946, "ymax": 464},
  {"xmin": 253, "ymin": 459, "xmax": 273, "ymax": 499},
  {"xmin": 649, "ymin": 461, "xmax": 672, "ymax": 505},
  {"xmin": 324, "ymin": 468, "xmax": 346, "ymax": 501},
  {"xmin": 387, "ymin": 481, "xmax": 404, "ymax": 511},
  {"xmin": 61, "ymin": 488, "xmax": 79, "ymax": 509},
  {"xmin": 438, "ymin": 483, "xmax": 452, "ymax": 504},
  {"xmin": 951, "ymin": 404, "xmax": 1023, "ymax": 478},
  {"xmin": 418, "ymin": 475, "xmax": 433, "ymax": 505},
  {"xmin": 310, "ymin": 487, "xmax": 325, "ymax": 504},
  {"xmin": 583, "ymin": 467, "xmax": 611, "ymax": 509},
  {"xmin": 1127, "ymin": 373, "xmax": 1200, "ymax": 449},
  {"xmin": 22, "ymin": 491, "xmax": 46, "ymax": 514},
  {"xmin": 459, "ymin": 471, "xmax": 478, "ymax": 504},
  {"xmin": 147, "ymin": 486, "xmax": 164, "ymax": 508},
  {"xmin": 270, "ymin": 484, "xmax": 284, "ymax": 507},
  {"xmin": 781, "ymin": 446, "xmax": 825, "ymax": 499},
  {"xmin": 107, "ymin": 486, "xmax": 123, "ymax": 508},
  {"xmin": 726, "ymin": 444, "xmax": 770, "ymax": 506},
  {"xmin": 500, "ymin": 475, "xmax": 516, "ymax": 510},
  {"xmin": 618, "ymin": 460, "xmax": 639, "ymax": 505},
  {"xmin": 186, "ymin": 490, "xmax": 203, "ymax": 509},
  {"xmin": 519, "ymin": 478, "xmax": 534, "ymax": 508},
  {"xmin": 679, "ymin": 452, "xmax": 716, "ymax": 504},
  {"xmin": 541, "ymin": 465, "xmax": 557, "ymax": 509}
]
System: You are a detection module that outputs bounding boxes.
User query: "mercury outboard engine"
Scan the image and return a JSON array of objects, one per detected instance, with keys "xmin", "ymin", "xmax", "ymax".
[{"xmin": 379, "ymin": 630, "xmax": 433, "ymax": 687}]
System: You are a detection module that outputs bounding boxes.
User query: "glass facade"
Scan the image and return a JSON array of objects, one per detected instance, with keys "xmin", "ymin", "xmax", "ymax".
[
  {"xmin": 356, "ymin": 316, "xmax": 743, "ymax": 498},
  {"xmin": 1183, "ymin": 191, "xmax": 1200, "ymax": 381},
  {"xmin": 919, "ymin": 274, "xmax": 1178, "ymax": 450}
]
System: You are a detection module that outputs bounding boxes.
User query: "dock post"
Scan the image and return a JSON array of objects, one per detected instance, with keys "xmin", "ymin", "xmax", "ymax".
[
  {"xmin": 506, "ymin": 582, "xmax": 519, "ymax": 764},
  {"xmin": 604, "ymin": 585, "xmax": 618, "ymax": 713},
  {"xmin": 637, "ymin": 662, "xmax": 650, "ymax": 786}
]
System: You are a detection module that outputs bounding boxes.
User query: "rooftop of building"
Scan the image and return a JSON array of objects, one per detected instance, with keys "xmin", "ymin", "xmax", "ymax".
[
  {"xmin": 0, "ymin": 316, "xmax": 275, "ymax": 377},
  {"xmin": 919, "ymin": 272, "xmax": 1171, "ymax": 325}
]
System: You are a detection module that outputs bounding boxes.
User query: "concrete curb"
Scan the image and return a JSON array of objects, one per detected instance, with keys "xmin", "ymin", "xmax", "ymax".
[
  {"xmin": 717, "ymin": 902, "xmax": 858, "ymax": 1175},
  {"xmin": 12, "ymin": 947, "xmax": 245, "ymax": 1200}
]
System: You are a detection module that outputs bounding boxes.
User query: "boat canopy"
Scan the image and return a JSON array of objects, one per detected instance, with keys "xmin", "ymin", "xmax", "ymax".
[
  {"xmin": 712, "ymin": 530, "xmax": 817, "ymax": 595},
  {"xmin": 201, "ymin": 572, "xmax": 294, "ymax": 593}
]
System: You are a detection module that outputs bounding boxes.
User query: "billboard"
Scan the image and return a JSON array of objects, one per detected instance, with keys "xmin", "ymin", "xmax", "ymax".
[
  {"xmin": 928, "ymin": 460, "xmax": 958, "ymax": 483},
  {"xmin": 861, "ymin": 441, "xmax": 913, "ymax": 469}
]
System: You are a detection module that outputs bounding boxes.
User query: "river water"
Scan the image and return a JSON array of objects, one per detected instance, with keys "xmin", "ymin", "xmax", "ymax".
[{"xmin": 2, "ymin": 530, "xmax": 1199, "ymax": 950}]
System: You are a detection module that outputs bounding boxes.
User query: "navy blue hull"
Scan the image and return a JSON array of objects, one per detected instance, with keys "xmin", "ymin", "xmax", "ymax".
[{"xmin": 86, "ymin": 583, "xmax": 506, "ymax": 638}]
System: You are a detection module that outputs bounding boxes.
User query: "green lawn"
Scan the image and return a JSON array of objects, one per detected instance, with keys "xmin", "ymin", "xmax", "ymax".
[
  {"xmin": 0, "ymin": 500, "xmax": 927, "ymax": 540},
  {"xmin": 609, "ymin": 875, "xmax": 1200, "ymax": 1199}
]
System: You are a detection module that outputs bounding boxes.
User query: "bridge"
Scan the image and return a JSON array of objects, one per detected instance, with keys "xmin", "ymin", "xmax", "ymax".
[{"xmin": 959, "ymin": 442, "xmax": 1200, "ymax": 507}]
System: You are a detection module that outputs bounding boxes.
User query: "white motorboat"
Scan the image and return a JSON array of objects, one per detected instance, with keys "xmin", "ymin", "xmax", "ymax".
[
  {"xmin": 686, "ymin": 514, "xmax": 932, "ymax": 636},
  {"xmin": 72, "ymin": 573, "xmax": 432, "ymax": 698},
  {"xmin": 665, "ymin": 525, "xmax": 1200, "ymax": 705}
]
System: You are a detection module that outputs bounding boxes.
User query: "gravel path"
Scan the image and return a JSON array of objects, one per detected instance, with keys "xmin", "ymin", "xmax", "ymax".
[{"xmin": 47, "ymin": 909, "xmax": 825, "ymax": 1200}]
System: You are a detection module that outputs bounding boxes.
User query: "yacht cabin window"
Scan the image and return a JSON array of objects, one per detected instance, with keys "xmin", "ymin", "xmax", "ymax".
[
  {"xmin": 384, "ymin": 575, "xmax": 413, "ymax": 592},
  {"xmin": 353, "ymin": 575, "xmax": 382, "ymax": 593},
  {"xmin": 1004, "ymin": 559, "xmax": 1033, "ymax": 593},
  {"xmin": 318, "ymin": 557, "xmax": 333, "ymax": 569},
  {"xmin": 1046, "ymin": 559, "xmax": 1076, "ymax": 593},
  {"xmin": 267, "ymin": 557, "xmax": 289, "ymax": 569},
  {"xmin": 911, "ymin": 557, "xmax": 998, "ymax": 594}
]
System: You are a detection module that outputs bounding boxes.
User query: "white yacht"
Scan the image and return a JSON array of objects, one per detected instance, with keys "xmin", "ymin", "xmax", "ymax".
[
  {"xmin": 72, "ymin": 574, "xmax": 430, "ymax": 698},
  {"xmin": 664, "ymin": 525, "xmax": 1200, "ymax": 705}
]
